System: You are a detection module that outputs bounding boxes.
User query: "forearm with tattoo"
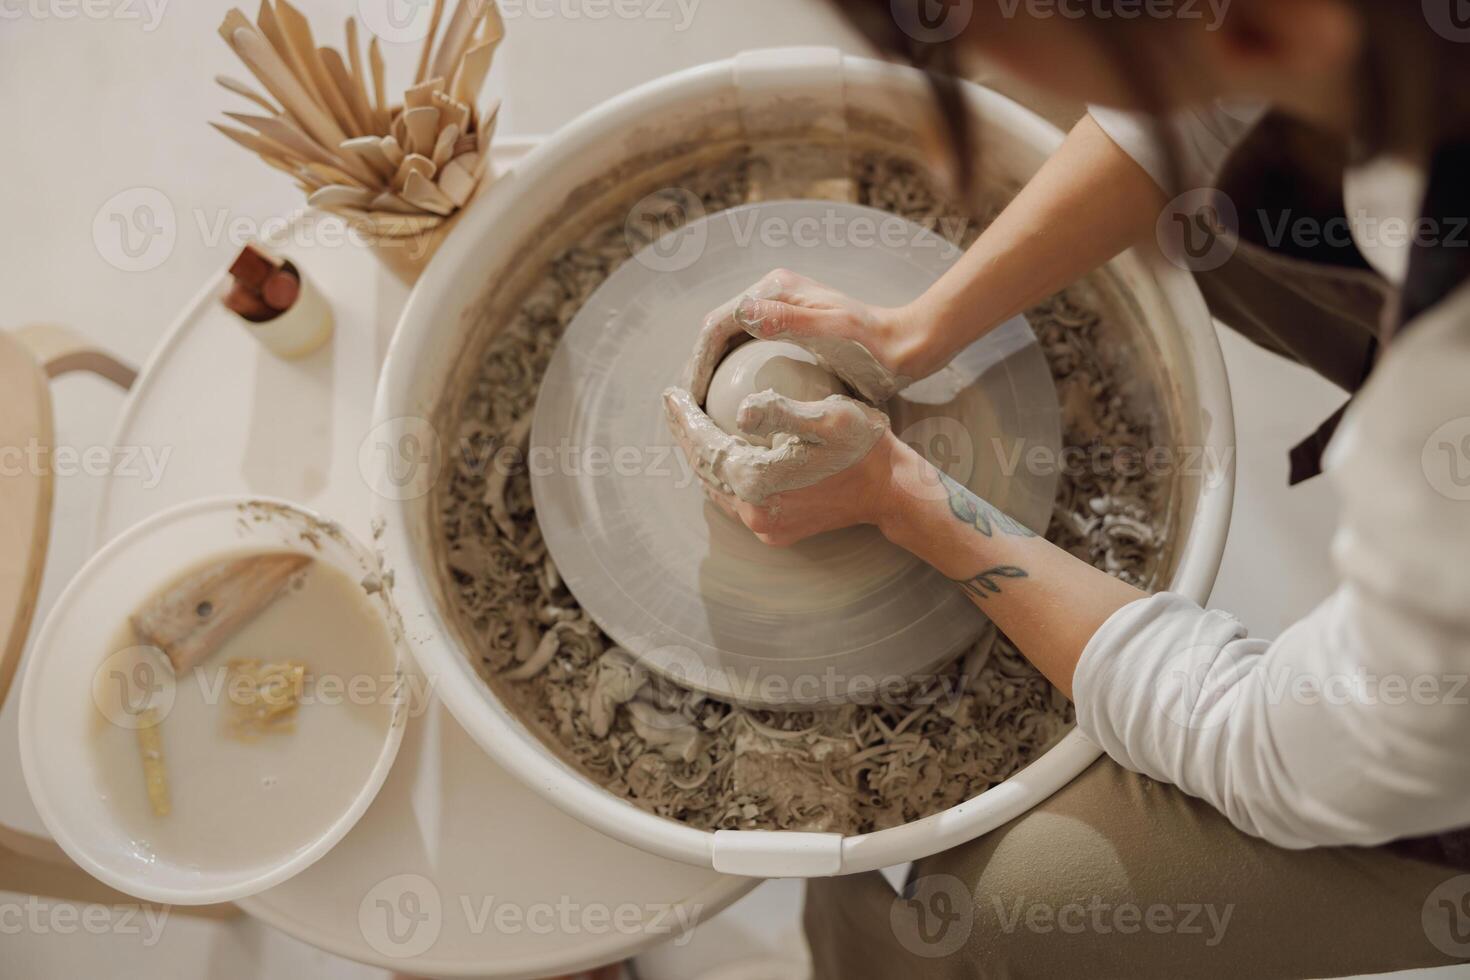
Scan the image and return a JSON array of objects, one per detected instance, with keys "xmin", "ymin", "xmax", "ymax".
[
  {"xmin": 953, "ymin": 565, "xmax": 1029, "ymax": 601},
  {"xmin": 940, "ymin": 473, "xmax": 1037, "ymax": 539},
  {"xmin": 938, "ymin": 473, "xmax": 1035, "ymax": 598}
]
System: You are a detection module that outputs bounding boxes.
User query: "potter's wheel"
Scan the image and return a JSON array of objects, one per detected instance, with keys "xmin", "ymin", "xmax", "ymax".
[{"xmin": 531, "ymin": 200, "xmax": 1060, "ymax": 706}]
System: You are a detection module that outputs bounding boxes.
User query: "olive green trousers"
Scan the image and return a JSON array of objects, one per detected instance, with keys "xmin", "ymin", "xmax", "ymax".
[{"xmin": 804, "ymin": 758, "xmax": 1469, "ymax": 979}]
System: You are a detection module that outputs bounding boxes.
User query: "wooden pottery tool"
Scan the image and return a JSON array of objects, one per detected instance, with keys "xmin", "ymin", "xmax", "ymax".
[
  {"xmin": 213, "ymin": 1, "xmax": 505, "ymax": 275},
  {"xmin": 129, "ymin": 552, "xmax": 311, "ymax": 673}
]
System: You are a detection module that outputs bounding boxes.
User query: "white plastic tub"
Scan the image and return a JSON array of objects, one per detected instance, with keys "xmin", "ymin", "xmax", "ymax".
[{"xmin": 373, "ymin": 48, "xmax": 1235, "ymax": 877}]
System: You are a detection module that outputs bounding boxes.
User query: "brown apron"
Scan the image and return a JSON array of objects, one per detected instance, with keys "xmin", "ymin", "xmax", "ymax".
[
  {"xmin": 1191, "ymin": 113, "xmax": 1388, "ymax": 484},
  {"xmin": 1181, "ymin": 113, "xmax": 1470, "ymax": 868}
]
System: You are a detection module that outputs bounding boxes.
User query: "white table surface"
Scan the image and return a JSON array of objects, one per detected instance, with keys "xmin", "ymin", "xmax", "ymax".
[{"xmin": 1, "ymin": 1, "xmax": 1462, "ymax": 977}]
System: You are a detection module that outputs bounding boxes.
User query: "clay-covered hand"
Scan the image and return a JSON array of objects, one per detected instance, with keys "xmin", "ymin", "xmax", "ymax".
[
  {"xmin": 663, "ymin": 387, "xmax": 890, "ymax": 506},
  {"xmin": 679, "ymin": 395, "xmax": 912, "ymax": 548},
  {"xmin": 682, "ymin": 268, "xmax": 921, "ymax": 405}
]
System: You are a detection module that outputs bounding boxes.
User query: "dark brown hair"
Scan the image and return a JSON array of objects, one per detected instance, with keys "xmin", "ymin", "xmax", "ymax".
[
  {"xmin": 832, "ymin": 0, "xmax": 1470, "ymax": 312},
  {"xmin": 834, "ymin": 0, "xmax": 1470, "ymax": 174}
]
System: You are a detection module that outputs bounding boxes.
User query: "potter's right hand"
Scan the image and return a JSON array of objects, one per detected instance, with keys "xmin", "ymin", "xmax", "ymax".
[
  {"xmin": 662, "ymin": 386, "xmax": 890, "ymax": 506},
  {"xmin": 682, "ymin": 268, "xmax": 928, "ymax": 405}
]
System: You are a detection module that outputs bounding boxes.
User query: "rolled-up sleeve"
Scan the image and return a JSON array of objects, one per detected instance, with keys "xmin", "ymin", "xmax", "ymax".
[
  {"xmin": 1073, "ymin": 286, "xmax": 1470, "ymax": 849},
  {"xmin": 1089, "ymin": 101, "xmax": 1266, "ymax": 192}
]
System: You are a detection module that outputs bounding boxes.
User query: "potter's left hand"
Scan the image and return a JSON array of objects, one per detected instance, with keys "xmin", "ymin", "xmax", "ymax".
[
  {"xmin": 682, "ymin": 268, "xmax": 921, "ymax": 405},
  {"xmin": 662, "ymin": 387, "xmax": 895, "ymax": 530}
]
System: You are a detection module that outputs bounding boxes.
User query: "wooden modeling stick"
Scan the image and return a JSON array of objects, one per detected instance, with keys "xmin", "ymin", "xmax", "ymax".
[
  {"xmin": 130, "ymin": 553, "xmax": 311, "ymax": 674},
  {"xmin": 214, "ymin": 2, "xmax": 505, "ymax": 235},
  {"xmin": 135, "ymin": 708, "xmax": 171, "ymax": 817}
]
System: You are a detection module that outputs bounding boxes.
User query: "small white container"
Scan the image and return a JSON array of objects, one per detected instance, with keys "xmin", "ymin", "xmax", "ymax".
[
  {"xmin": 238, "ymin": 260, "xmax": 334, "ymax": 360},
  {"xmin": 18, "ymin": 496, "xmax": 408, "ymax": 905}
]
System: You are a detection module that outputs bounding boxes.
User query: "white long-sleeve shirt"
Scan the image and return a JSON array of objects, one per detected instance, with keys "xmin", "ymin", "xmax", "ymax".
[{"xmin": 1074, "ymin": 105, "xmax": 1470, "ymax": 849}]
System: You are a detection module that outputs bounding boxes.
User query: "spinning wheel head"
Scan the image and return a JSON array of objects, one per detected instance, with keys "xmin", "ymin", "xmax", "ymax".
[{"xmin": 530, "ymin": 202, "xmax": 1061, "ymax": 707}]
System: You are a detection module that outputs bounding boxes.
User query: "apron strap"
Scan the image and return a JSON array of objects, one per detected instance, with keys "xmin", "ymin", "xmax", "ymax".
[
  {"xmin": 1289, "ymin": 400, "xmax": 1350, "ymax": 486},
  {"xmin": 1288, "ymin": 335, "xmax": 1376, "ymax": 485},
  {"xmin": 1288, "ymin": 139, "xmax": 1470, "ymax": 484}
]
